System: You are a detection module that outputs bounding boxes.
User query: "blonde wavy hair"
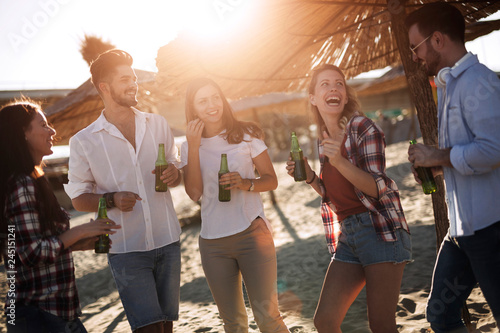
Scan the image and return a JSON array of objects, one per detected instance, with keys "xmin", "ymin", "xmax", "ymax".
[{"xmin": 308, "ymin": 64, "xmax": 362, "ymax": 136}]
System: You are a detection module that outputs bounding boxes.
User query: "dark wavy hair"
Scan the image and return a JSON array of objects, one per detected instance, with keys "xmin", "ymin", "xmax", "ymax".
[
  {"xmin": 0, "ymin": 100, "xmax": 69, "ymax": 256},
  {"xmin": 308, "ymin": 64, "xmax": 362, "ymax": 136},
  {"xmin": 184, "ymin": 77, "xmax": 263, "ymax": 144},
  {"xmin": 90, "ymin": 49, "xmax": 133, "ymax": 95}
]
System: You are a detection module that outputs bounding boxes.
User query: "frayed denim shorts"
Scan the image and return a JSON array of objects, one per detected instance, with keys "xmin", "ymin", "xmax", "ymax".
[
  {"xmin": 108, "ymin": 241, "xmax": 181, "ymax": 330},
  {"xmin": 332, "ymin": 212, "xmax": 412, "ymax": 266}
]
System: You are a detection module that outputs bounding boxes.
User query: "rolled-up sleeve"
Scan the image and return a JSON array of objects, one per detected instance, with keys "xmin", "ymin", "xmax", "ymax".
[
  {"xmin": 450, "ymin": 71, "xmax": 500, "ymax": 175},
  {"xmin": 64, "ymin": 135, "xmax": 96, "ymax": 199}
]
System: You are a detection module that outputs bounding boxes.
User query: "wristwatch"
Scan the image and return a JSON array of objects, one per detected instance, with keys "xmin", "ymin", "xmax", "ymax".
[{"xmin": 248, "ymin": 179, "xmax": 255, "ymax": 191}]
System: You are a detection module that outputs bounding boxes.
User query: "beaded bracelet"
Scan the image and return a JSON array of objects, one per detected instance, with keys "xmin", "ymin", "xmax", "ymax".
[{"xmin": 306, "ymin": 172, "xmax": 317, "ymax": 184}]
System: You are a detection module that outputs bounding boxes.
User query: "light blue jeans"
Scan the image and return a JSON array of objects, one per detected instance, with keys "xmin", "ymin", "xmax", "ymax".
[
  {"xmin": 427, "ymin": 221, "xmax": 500, "ymax": 332},
  {"xmin": 108, "ymin": 241, "xmax": 181, "ymax": 331}
]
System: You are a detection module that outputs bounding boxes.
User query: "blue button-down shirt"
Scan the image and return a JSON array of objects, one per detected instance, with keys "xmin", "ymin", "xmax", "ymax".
[{"xmin": 438, "ymin": 53, "xmax": 500, "ymax": 236}]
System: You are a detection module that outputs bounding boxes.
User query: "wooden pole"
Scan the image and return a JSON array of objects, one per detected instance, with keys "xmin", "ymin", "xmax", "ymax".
[
  {"xmin": 388, "ymin": 0, "xmax": 449, "ymax": 251},
  {"xmin": 388, "ymin": 1, "xmax": 473, "ymax": 329}
]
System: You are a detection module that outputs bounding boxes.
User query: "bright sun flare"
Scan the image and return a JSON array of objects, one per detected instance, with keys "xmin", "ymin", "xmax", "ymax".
[
  {"xmin": 98, "ymin": 0, "xmax": 256, "ymax": 71},
  {"xmin": 177, "ymin": 0, "xmax": 256, "ymax": 39}
]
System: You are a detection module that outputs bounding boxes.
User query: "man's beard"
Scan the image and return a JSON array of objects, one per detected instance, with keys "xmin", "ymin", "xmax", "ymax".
[
  {"xmin": 110, "ymin": 87, "xmax": 138, "ymax": 107},
  {"xmin": 425, "ymin": 47, "xmax": 441, "ymax": 77}
]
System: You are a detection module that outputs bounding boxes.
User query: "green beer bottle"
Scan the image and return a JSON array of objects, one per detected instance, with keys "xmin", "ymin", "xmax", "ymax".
[
  {"xmin": 290, "ymin": 132, "xmax": 307, "ymax": 181},
  {"xmin": 95, "ymin": 197, "xmax": 110, "ymax": 253},
  {"xmin": 155, "ymin": 143, "xmax": 168, "ymax": 192},
  {"xmin": 218, "ymin": 153, "xmax": 231, "ymax": 202},
  {"xmin": 409, "ymin": 139, "xmax": 437, "ymax": 195}
]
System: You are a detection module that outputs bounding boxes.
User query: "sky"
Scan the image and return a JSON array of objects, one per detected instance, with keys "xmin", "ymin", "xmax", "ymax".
[{"xmin": 1, "ymin": 0, "xmax": 499, "ymax": 91}]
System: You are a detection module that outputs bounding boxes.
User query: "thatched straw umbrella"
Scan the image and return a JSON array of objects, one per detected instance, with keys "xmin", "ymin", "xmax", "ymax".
[{"xmin": 156, "ymin": 0, "xmax": 499, "ymax": 99}]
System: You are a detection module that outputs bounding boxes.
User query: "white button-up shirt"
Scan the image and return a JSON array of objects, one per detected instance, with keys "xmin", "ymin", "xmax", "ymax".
[{"xmin": 64, "ymin": 108, "xmax": 181, "ymax": 253}]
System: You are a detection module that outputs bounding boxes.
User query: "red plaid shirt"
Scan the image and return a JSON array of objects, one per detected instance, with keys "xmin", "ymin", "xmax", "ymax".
[
  {"xmin": 319, "ymin": 115, "xmax": 410, "ymax": 254},
  {"xmin": 3, "ymin": 175, "xmax": 80, "ymax": 321}
]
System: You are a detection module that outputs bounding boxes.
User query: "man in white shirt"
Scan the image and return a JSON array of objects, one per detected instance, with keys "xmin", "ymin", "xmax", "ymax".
[{"xmin": 65, "ymin": 49, "xmax": 182, "ymax": 333}]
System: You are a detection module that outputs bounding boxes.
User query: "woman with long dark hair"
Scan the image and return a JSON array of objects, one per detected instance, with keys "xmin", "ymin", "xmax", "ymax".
[
  {"xmin": 0, "ymin": 100, "xmax": 120, "ymax": 332},
  {"xmin": 286, "ymin": 65, "xmax": 411, "ymax": 332},
  {"xmin": 180, "ymin": 78, "xmax": 289, "ymax": 332}
]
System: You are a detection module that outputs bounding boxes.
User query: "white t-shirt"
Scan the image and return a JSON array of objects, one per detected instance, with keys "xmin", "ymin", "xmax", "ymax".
[
  {"xmin": 179, "ymin": 133, "xmax": 270, "ymax": 239},
  {"xmin": 65, "ymin": 109, "xmax": 181, "ymax": 253}
]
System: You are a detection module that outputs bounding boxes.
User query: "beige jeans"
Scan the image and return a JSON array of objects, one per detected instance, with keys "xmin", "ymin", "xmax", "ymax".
[{"xmin": 199, "ymin": 218, "xmax": 289, "ymax": 333}]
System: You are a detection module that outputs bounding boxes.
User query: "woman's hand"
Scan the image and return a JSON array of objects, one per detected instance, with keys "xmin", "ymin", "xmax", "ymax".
[
  {"xmin": 76, "ymin": 218, "xmax": 120, "ymax": 238},
  {"xmin": 60, "ymin": 218, "xmax": 121, "ymax": 251},
  {"xmin": 219, "ymin": 172, "xmax": 249, "ymax": 191},
  {"xmin": 285, "ymin": 157, "xmax": 296, "ymax": 178},
  {"xmin": 186, "ymin": 119, "xmax": 204, "ymax": 149},
  {"xmin": 286, "ymin": 156, "xmax": 315, "ymax": 182},
  {"xmin": 320, "ymin": 130, "xmax": 344, "ymax": 167}
]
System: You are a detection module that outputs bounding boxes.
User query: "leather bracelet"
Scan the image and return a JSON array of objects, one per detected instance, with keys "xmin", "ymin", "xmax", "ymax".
[
  {"xmin": 103, "ymin": 192, "xmax": 116, "ymax": 209},
  {"xmin": 306, "ymin": 172, "xmax": 317, "ymax": 184}
]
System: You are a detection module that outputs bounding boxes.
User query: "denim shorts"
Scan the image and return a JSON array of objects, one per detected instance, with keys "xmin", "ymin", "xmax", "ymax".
[
  {"xmin": 332, "ymin": 212, "xmax": 412, "ymax": 266},
  {"xmin": 108, "ymin": 241, "xmax": 181, "ymax": 331}
]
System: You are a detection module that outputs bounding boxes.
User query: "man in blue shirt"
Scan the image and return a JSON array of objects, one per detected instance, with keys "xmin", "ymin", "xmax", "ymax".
[{"xmin": 406, "ymin": 3, "xmax": 500, "ymax": 332}]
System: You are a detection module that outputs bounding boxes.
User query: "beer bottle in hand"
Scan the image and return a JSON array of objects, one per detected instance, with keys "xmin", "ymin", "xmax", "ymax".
[
  {"xmin": 410, "ymin": 139, "xmax": 437, "ymax": 195},
  {"xmin": 218, "ymin": 153, "xmax": 231, "ymax": 202},
  {"xmin": 155, "ymin": 143, "xmax": 168, "ymax": 192},
  {"xmin": 290, "ymin": 132, "xmax": 307, "ymax": 181},
  {"xmin": 95, "ymin": 197, "xmax": 110, "ymax": 253}
]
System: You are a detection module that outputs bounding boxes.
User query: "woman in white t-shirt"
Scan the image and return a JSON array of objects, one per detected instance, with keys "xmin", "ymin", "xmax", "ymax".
[{"xmin": 179, "ymin": 78, "xmax": 289, "ymax": 333}]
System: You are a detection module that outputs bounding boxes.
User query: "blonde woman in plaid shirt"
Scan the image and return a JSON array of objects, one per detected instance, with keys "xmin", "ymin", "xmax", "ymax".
[{"xmin": 286, "ymin": 64, "xmax": 411, "ymax": 333}]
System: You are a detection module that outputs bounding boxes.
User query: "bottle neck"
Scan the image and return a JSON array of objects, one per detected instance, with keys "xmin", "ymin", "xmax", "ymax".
[
  {"xmin": 157, "ymin": 144, "xmax": 167, "ymax": 163},
  {"xmin": 97, "ymin": 199, "xmax": 108, "ymax": 219},
  {"xmin": 291, "ymin": 136, "xmax": 301, "ymax": 152},
  {"xmin": 220, "ymin": 156, "xmax": 229, "ymax": 172}
]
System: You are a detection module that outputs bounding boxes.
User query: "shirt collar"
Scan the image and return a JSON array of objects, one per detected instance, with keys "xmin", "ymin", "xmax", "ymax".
[
  {"xmin": 450, "ymin": 52, "xmax": 477, "ymax": 79},
  {"xmin": 91, "ymin": 107, "xmax": 146, "ymax": 134}
]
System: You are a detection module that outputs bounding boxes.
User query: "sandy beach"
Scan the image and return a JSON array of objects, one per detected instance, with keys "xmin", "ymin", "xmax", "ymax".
[{"xmin": 1, "ymin": 140, "xmax": 497, "ymax": 332}]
